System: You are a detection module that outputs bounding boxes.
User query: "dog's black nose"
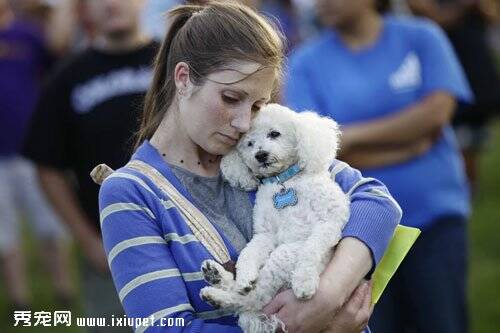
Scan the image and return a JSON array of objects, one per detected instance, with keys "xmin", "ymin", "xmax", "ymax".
[{"xmin": 255, "ymin": 151, "xmax": 269, "ymax": 163}]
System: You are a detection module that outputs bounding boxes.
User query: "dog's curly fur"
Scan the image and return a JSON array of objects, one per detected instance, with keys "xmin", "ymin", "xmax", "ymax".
[{"xmin": 199, "ymin": 104, "xmax": 350, "ymax": 332}]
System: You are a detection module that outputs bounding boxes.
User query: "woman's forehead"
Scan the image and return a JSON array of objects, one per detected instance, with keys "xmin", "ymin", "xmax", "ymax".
[{"xmin": 207, "ymin": 61, "xmax": 276, "ymax": 85}]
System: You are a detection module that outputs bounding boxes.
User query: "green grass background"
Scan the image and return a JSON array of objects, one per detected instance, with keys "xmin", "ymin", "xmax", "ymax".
[{"xmin": 1, "ymin": 121, "xmax": 499, "ymax": 332}]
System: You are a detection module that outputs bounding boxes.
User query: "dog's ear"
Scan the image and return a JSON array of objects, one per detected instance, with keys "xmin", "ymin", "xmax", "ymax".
[
  {"xmin": 294, "ymin": 111, "xmax": 341, "ymax": 173},
  {"xmin": 220, "ymin": 148, "xmax": 259, "ymax": 191}
]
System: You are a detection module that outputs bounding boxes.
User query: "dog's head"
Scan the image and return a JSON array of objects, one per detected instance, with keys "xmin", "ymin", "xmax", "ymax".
[{"xmin": 221, "ymin": 104, "xmax": 341, "ymax": 190}]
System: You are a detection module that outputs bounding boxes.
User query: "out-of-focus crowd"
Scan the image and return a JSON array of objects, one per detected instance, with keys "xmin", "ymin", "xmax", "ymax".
[{"xmin": 0, "ymin": 0, "xmax": 499, "ymax": 332}]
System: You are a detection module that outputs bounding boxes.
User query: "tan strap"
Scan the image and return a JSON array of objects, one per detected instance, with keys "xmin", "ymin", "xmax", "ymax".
[{"xmin": 126, "ymin": 160, "xmax": 231, "ymax": 264}]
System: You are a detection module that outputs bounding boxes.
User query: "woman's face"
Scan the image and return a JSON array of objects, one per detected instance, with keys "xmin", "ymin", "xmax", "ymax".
[
  {"xmin": 316, "ymin": 0, "xmax": 372, "ymax": 29},
  {"xmin": 177, "ymin": 61, "xmax": 277, "ymax": 156}
]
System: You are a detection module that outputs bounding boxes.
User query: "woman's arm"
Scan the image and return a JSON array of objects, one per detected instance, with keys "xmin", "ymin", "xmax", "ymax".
[
  {"xmin": 262, "ymin": 238, "xmax": 373, "ymax": 333},
  {"xmin": 99, "ymin": 173, "xmax": 242, "ymax": 333},
  {"xmin": 340, "ymin": 135, "xmax": 434, "ymax": 169},
  {"xmin": 263, "ymin": 162, "xmax": 401, "ymax": 332},
  {"xmin": 340, "ymin": 91, "xmax": 456, "ymax": 151}
]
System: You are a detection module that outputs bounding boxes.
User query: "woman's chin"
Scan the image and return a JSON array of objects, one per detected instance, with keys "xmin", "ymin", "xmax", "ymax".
[{"xmin": 203, "ymin": 142, "xmax": 233, "ymax": 157}]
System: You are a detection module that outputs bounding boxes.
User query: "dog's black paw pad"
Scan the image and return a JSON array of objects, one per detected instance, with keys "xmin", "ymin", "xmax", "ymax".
[
  {"xmin": 201, "ymin": 261, "xmax": 222, "ymax": 286},
  {"xmin": 201, "ymin": 294, "xmax": 221, "ymax": 309}
]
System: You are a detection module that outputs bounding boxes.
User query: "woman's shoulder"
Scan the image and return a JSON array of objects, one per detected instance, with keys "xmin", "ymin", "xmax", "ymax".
[
  {"xmin": 289, "ymin": 30, "xmax": 335, "ymax": 64},
  {"xmin": 384, "ymin": 14, "xmax": 445, "ymax": 40},
  {"xmin": 98, "ymin": 164, "xmax": 162, "ymax": 206}
]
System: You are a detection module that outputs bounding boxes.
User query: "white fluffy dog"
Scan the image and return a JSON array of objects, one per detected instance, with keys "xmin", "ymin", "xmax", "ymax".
[{"xmin": 199, "ymin": 104, "xmax": 350, "ymax": 332}]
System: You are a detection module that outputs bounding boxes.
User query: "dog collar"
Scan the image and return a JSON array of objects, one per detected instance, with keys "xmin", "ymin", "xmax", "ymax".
[{"xmin": 260, "ymin": 164, "xmax": 302, "ymax": 185}]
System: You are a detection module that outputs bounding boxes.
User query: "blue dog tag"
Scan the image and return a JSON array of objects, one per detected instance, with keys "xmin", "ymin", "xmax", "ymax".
[{"xmin": 273, "ymin": 187, "xmax": 298, "ymax": 210}]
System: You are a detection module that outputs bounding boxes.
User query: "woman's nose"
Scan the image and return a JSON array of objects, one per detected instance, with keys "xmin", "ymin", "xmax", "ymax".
[{"xmin": 231, "ymin": 106, "xmax": 251, "ymax": 133}]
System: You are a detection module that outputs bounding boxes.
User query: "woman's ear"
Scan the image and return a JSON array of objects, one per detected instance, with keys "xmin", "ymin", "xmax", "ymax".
[
  {"xmin": 220, "ymin": 149, "xmax": 259, "ymax": 191},
  {"xmin": 294, "ymin": 111, "xmax": 341, "ymax": 173},
  {"xmin": 174, "ymin": 62, "xmax": 190, "ymax": 95}
]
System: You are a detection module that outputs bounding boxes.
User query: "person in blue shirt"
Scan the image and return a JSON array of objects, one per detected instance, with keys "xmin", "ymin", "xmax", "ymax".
[
  {"xmin": 97, "ymin": 2, "xmax": 402, "ymax": 332},
  {"xmin": 285, "ymin": 0, "xmax": 473, "ymax": 332}
]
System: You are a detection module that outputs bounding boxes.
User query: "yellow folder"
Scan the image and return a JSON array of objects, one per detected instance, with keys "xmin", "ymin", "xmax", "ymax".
[{"xmin": 371, "ymin": 225, "xmax": 421, "ymax": 304}]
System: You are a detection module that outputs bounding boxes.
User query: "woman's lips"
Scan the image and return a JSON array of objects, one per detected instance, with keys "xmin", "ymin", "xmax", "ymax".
[{"xmin": 218, "ymin": 133, "xmax": 238, "ymax": 145}]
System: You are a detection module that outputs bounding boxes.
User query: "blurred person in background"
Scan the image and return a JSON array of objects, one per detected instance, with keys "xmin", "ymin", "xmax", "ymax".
[
  {"xmin": 285, "ymin": 0, "xmax": 473, "ymax": 332},
  {"xmin": 11, "ymin": 0, "xmax": 81, "ymax": 56},
  {"xmin": 141, "ymin": 0, "xmax": 180, "ymax": 41},
  {"xmin": 261, "ymin": 0, "xmax": 301, "ymax": 50},
  {"xmin": 23, "ymin": 0, "xmax": 157, "ymax": 330},
  {"xmin": 408, "ymin": 0, "xmax": 500, "ymax": 191},
  {"xmin": 0, "ymin": 0, "xmax": 74, "ymax": 314}
]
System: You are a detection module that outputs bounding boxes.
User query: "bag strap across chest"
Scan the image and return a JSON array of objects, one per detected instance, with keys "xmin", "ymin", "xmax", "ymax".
[{"xmin": 126, "ymin": 160, "xmax": 231, "ymax": 265}]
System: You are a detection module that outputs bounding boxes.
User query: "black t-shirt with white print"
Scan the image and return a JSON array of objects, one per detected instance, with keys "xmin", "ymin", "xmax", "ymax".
[{"xmin": 23, "ymin": 41, "xmax": 158, "ymax": 231}]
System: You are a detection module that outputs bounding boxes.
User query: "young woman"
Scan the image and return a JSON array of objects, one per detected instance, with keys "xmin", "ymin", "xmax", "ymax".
[
  {"xmin": 98, "ymin": 2, "xmax": 401, "ymax": 332},
  {"xmin": 286, "ymin": 0, "xmax": 472, "ymax": 332}
]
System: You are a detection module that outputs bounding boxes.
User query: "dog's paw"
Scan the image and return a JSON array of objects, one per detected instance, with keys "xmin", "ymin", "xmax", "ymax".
[
  {"xmin": 291, "ymin": 275, "xmax": 319, "ymax": 300},
  {"xmin": 201, "ymin": 260, "xmax": 234, "ymax": 290},
  {"xmin": 199, "ymin": 287, "xmax": 222, "ymax": 309},
  {"xmin": 199, "ymin": 286, "xmax": 242, "ymax": 310}
]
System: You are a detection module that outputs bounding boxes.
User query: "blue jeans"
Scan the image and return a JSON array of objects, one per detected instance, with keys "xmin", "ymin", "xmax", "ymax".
[{"xmin": 369, "ymin": 217, "xmax": 468, "ymax": 333}]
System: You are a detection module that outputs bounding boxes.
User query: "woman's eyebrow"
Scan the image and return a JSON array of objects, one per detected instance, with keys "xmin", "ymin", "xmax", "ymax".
[
  {"xmin": 223, "ymin": 88, "xmax": 269, "ymax": 102},
  {"xmin": 224, "ymin": 88, "xmax": 248, "ymax": 96}
]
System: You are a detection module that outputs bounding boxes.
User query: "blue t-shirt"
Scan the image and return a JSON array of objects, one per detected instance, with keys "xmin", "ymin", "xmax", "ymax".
[{"xmin": 285, "ymin": 16, "xmax": 473, "ymax": 229}]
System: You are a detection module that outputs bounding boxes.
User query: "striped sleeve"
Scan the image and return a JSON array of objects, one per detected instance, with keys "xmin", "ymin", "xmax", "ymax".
[
  {"xmin": 98, "ymin": 173, "xmax": 242, "ymax": 333},
  {"xmin": 330, "ymin": 160, "xmax": 402, "ymax": 269}
]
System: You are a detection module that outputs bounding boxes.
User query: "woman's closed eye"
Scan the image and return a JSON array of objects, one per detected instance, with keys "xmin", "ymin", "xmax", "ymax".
[
  {"xmin": 222, "ymin": 94, "xmax": 264, "ymax": 113},
  {"xmin": 222, "ymin": 94, "xmax": 240, "ymax": 104}
]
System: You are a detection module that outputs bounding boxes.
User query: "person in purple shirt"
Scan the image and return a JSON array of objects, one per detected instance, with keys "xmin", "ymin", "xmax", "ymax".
[{"xmin": 0, "ymin": 0, "xmax": 74, "ymax": 312}]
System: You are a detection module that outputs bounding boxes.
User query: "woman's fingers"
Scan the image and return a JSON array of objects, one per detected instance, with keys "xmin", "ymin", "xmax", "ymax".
[
  {"xmin": 362, "ymin": 281, "xmax": 374, "ymax": 314},
  {"xmin": 355, "ymin": 281, "xmax": 373, "ymax": 328},
  {"xmin": 262, "ymin": 289, "xmax": 291, "ymax": 316},
  {"xmin": 347, "ymin": 281, "xmax": 369, "ymax": 313}
]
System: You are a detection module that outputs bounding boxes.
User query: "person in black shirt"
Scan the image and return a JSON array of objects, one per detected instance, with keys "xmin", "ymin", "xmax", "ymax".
[{"xmin": 23, "ymin": 0, "xmax": 158, "ymax": 330}]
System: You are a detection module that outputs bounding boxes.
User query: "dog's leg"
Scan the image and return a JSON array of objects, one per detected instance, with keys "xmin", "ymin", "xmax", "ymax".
[
  {"xmin": 246, "ymin": 242, "xmax": 300, "ymax": 310},
  {"xmin": 200, "ymin": 243, "xmax": 299, "ymax": 313},
  {"xmin": 291, "ymin": 221, "xmax": 343, "ymax": 300},
  {"xmin": 199, "ymin": 286, "xmax": 245, "ymax": 311},
  {"xmin": 235, "ymin": 232, "xmax": 275, "ymax": 295}
]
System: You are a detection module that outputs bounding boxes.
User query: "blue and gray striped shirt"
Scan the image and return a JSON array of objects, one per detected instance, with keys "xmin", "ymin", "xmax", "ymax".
[{"xmin": 98, "ymin": 140, "xmax": 402, "ymax": 332}]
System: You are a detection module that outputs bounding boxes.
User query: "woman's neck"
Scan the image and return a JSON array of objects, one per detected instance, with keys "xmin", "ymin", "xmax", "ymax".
[
  {"xmin": 150, "ymin": 108, "xmax": 222, "ymax": 177},
  {"xmin": 336, "ymin": 11, "xmax": 383, "ymax": 50}
]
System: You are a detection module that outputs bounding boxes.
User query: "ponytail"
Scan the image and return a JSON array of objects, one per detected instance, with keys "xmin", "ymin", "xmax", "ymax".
[{"xmin": 134, "ymin": 5, "xmax": 203, "ymax": 150}]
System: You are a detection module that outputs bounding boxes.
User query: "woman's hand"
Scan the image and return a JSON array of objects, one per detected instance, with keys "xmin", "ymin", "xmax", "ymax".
[
  {"xmin": 262, "ymin": 237, "xmax": 374, "ymax": 333},
  {"xmin": 262, "ymin": 281, "xmax": 373, "ymax": 333},
  {"xmin": 262, "ymin": 277, "xmax": 346, "ymax": 333},
  {"xmin": 321, "ymin": 281, "xmax": 373, "ymax": 333}
]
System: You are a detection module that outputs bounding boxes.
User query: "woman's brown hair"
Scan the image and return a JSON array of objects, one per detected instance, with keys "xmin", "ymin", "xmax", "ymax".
[{"xmin": 134, "ymin": 0, "xmax": 285, "ymax": 150}]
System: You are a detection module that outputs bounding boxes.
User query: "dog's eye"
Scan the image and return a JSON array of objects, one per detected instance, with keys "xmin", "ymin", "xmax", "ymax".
[
  {"xmin": 268, "ymin": 131, "xmax": 281, "ymax": 139},
  {"xmin": 247, "ymin": 141, "xmax": 254, "ymax": 147}
]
